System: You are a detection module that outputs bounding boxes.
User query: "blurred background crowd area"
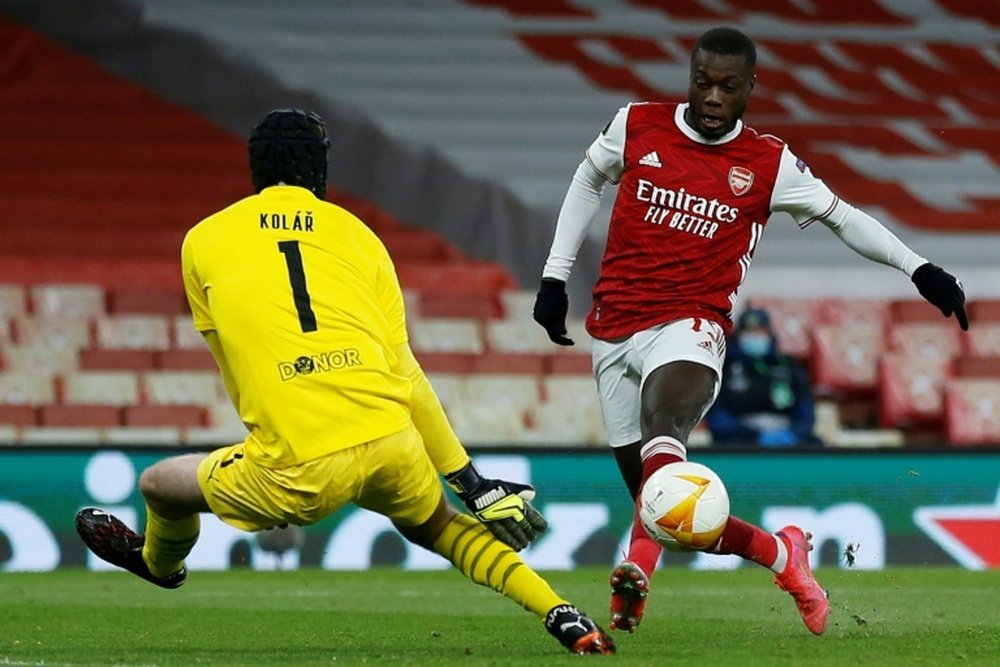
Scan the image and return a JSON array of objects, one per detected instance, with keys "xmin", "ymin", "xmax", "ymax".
[{"xmin": 0, "ymin": 0, "xmax": 998, "ymax": 450}]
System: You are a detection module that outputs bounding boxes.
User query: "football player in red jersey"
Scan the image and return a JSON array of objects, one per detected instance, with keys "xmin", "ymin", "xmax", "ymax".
[{"xmin": 533, "ymin": 27, "xmax": 967, "ymax": 637}]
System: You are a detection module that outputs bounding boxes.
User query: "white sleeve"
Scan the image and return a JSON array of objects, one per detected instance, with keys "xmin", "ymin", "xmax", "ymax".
[
  {"xmin": 819, "ymin": 201, "xmax": 927, "ymax": 277},
  {"xmin": 771, "ymin": 145, "xmax": 926, "ymax": 277},
  {"xmin": 770, "ymin": 145, "xmax": 839, "ymax": 227},
  {"xmin": 584, "ymin": 105, "xmax": 628, "ymax": 184},
  {"xmin": 540, "ymin": 108, "xmax": 627, "ymax": 281},
  {"xmin": 541, "ymin": 158, "xmax": 609, "ymax": 281}
]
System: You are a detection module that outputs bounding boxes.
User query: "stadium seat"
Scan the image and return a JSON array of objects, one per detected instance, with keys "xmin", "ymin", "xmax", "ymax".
[
  {"xmin": 29, "ymin": 284, "xmax": 105, "ymax": 320},
  {"xmin": 811, "ymin": 324, "xmax": 884, "ymax": 394},
  {"xmin": 889, "ymin": 299, "xmax": 949, "ymax": 323},
  {"xmin": 888, "ymin": 322, "xmax": 962, "ymax": 361},
  {"xmin": 969, "ymin": 299, "xmax": 1000, "ymax": 322},
  {"xmin": 40, "ymin": 404, "xmax": 121, "ymax": 427},
  {"xmin": 61, "ymin": 371, "xmax": 139, "ymax": 406},
  {"xmin": 526, "ymin": 374, "xmax": 606, "ymax": 446},
  {"xmin": 878, "ymin": 353, "xmax": 951, "ymax": 428},
  {"xmin": 0, "ymin": 284, "xmax": 26, "ymax": 318},
  {"xmin": 80, "ymin": 349, "xmax": 157, "ymax": 371},
  {"xmin": 171, "ymin": 315, "xmax": 208, "ymax": 349},
  {"xmin": 14, "ymin": 317, "xmax": 92, "ymax": 351},
  {"xmin": 154, "ymin": 349, "xmax": 218, "ymax": 370},
  {"xmin": 464, "ymin": 374, "xmax": 541, "ymax": 415},
  {"xmin": 123, "ymin": 404, "xmax": 206, "ymax": 428},
  {"xmin": 546, "ymin": 353, "xmax": 593, "ymax": 375},
  {"xmin": 498, "ymin": 289, "xmax": 537, "ymax": 321},
  {"xmin": 0, "ymin": 404, "xmax": 38, "ymax": 427},
  {"xmin": 413, "ymin": 352, "xmax": 475, "ymax": 374},
  {"xmin": 470, "ymin": 352, "xmax": 547, "ymax": 374},
  {"xmin": 419, "ymin": 293, "xmax": 502, "ymax": 319},
  {"xmin": 19, "ymin": 426, "xmax": 104, "ymax": 445},
  {"xmin": 143, "ymin": 371, "xmax": 224, "ymax": 406},
  {"xmin": 409, "ymin": 318, "xmax": 483, "ymax": 354},
  {"xmin": 0, "ymin": 372, "xmax": 55, "ymax": 406},
  {"xmin": 745, "ymin": 297, "xmax": 821, "ymax": 359},
  {"xmin": 95, "ymin": 315, "xmax": 171, "ymax": 350},
  {"xmin": 484, "ymin": 319, "xmax": 555, "ymax": 354},
  {"xmin": 951, "ymin": 355, "xmax": 1000, "ymax": 378},
  {"xmin": 446, "ymin": 401, "xmax": 528, "ymax": 445},
  {"xmin": 1, "ymin": 345, "xmax": 78, "ymax": 375},
  {"xmin": 424, "ymin": 373, "xmax": 466, "ymax": 413},
  {"xmin": 817, "ymin": 298, "xmax": 890, "ymax": 332},
  {"xmin": 103, "ymin": 426, "xmax": 182, "ymax": 446},
  {"xmin": 963, "ymin": 323, "xmax": 1000, "ymax": 357},
  {"xmin": 106, "ymin": 288, "xmax": 189, "ymax": 316},
  {"xmin": 944, "ymin": 378, "xmax": 1000, "ymax": 446}
]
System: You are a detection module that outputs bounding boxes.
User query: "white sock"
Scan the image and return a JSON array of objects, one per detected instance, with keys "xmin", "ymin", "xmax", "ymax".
[
  {"xmin": 640, "ymin": 435, "xmax": 688, "ymax": 462},
  {"xmin": 770, "ymin": 534, "xmax": 789, "ymax": 573}
]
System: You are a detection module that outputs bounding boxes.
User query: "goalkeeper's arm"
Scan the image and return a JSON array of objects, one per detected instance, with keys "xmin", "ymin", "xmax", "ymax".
[{"xmin": 392, "ymin": 343, "xmax": 548, "ymax": 550}]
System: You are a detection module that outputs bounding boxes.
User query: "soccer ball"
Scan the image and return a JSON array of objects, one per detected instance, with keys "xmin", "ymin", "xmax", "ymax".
[{"xmin": 638, "ymin": 460, "xmax": 730, "ymax": 552}]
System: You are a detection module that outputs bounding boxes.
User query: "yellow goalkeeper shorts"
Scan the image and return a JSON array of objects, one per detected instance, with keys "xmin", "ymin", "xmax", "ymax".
[{"xmin": 197, "ymin": 422, "xmax": 443, "ymax": 531}]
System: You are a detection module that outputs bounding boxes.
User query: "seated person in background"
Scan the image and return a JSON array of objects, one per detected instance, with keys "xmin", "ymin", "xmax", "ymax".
[{"xmin": 706, "ymin": 308, "xmax": 822, "ymax": 447}]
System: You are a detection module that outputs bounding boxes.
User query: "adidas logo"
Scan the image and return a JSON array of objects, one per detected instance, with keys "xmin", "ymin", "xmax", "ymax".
[{"xmin": 638, "ymin": 151, "xmax": 662, "ymax": 168}]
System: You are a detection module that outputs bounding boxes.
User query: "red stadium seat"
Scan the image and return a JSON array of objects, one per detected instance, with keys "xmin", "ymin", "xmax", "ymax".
[
  {"xmin": 811, "ymin": 324, "xmax": 884, "ymax": 394},
  {"xmin": 80, "ymin": 349, "xmax": 157, "ymax": 371},
  {"xmin": 889, "ymin": 300, "xmax": 948, "ymax": 323},
  {"xmin": 817, "ymin": 298, "xmax": 890, "ymax": 333},
  {"xmin": 888, "ymin": 322, "xmax": 962, "ymax": 361},
  {"xmin": 969, "ymin": 300, "xmax": 1000, "ymax": 323},
  {"xmin": 107, "ymin": 288, "xmax": 189, "ymax": 316},
  {"xmin": 0, "ymin": 372, "xmax": 55, "ymax": 406},
  {"xmin": 95, "ymin": 315, "xmax": 171, "ymax": 351},
  {"xmin": 745, "ymin": 297, "xmax": 821, "ymax": 359},
  {"xmin": 944, "ymin": 379, "xmax": 1000, "ymax": 446},
  {"xmin": 951, "ymin": 356, "xmax": 1000, "ymax": 379},
  {"xmin": 40, "ymin": 404, "xmax": 121, "ymax": 427},
  {"xmin": 123, "ymin": 405, "xmax": 206, "ymax": 428},
  {"xmin": 61, "ymin": 371, "xmax": 140, "ymax": 406},
  {"xmin": 878, "ymin": 353, "xmax": 951, "ymax": 429},
  {"xmin": 412, "ymin": 352, "xmax": 475, "ymax": 374},
  {"xmin": 963, "ymin": 323, "xmax": 1000, "ymax": 358},
  {"xmin": 470, "ymin": 352, "xmax": 546, "ymax": 375},
  {"xmin": 154, "ymin": 349, "xmax": 218, "ymax": 371},
  {"xmin": 0, "ymin": 404, "xmax": 38, "ymax": 426},
  {"xmin": 0, "ymin": 284, "xmax": 27, "ymax": 319}
]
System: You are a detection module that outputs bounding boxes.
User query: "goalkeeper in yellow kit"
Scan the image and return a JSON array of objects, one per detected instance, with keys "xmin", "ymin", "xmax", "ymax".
[{"xmin": 75, "ymin": 109, "xmax": 613, "ymax": 655}]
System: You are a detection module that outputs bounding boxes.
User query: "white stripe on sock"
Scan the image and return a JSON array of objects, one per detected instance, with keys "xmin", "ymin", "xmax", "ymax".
[
  {"xmin": 771, "ymin": 535, "xmax": 789, "ymax": 573},
  {"xmin": 640, "ymin": 435, "xmax": 688, "ymax": 462}
]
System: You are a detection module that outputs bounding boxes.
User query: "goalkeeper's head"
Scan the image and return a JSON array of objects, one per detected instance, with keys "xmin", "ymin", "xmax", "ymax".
[{"xmin": 248, "ymin": 109, "xmax": 330, "ymax": 199}]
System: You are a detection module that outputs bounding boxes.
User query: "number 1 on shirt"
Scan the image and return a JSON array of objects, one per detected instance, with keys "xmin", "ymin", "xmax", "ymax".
[{"xmin": 278, "ymin": 240, "xmax": 318, "ymax": 333}]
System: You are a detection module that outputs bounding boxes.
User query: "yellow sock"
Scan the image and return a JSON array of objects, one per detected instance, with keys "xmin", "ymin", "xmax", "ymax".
[
  {"xmin": 142, "ymin": 505, "xmax": 199, "ymax": 578},
  {"xmin": 433, "ymin": 513, "xmax": 566, "ymax": 618}
]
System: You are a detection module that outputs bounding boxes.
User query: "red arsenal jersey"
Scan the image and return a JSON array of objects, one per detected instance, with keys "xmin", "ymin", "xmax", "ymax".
[{"xmin": 587, "ymin": 103, "xmax": 793, "ymax": 339}]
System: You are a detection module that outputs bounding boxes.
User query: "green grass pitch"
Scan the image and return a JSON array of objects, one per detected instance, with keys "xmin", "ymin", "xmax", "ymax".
[{"xmin": 3, "ymin": 567, "xmax": 998, "ymax": 666}]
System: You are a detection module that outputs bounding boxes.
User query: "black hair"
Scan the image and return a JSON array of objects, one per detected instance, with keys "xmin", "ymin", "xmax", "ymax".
[
  {"xmin": 692, "ymin": 27, "xmax": 757, "ymax": 70},
  {"xmin": 248, "ymin": 109, "xmax": 330, "ymax": 199}
]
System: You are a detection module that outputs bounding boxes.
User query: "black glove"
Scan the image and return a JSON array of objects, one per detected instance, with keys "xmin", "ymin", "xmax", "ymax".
[
  {"xmin": 445, "ymin": 461, "xmax": 548, "ymax": 551},
  {"xmin": 533, "ymin": 278, "xmax": 574, "ymax": 346},
  {"xmin": 911, "ymin": 262, "xmax": 968, "ymax": 331}
]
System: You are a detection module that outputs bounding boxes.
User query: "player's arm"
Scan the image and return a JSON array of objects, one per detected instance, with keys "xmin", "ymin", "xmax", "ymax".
[
  {"xmin": 180, "ymin": 230, "xmax": 240, "ymax": 406},
  {"xmin": 391, "ymin": 342, "xmax": 547, "ymax": 550},
  {"xmin": 772, "ymin": 147, "xmax": 968, "ymax": 330},
  {"xmin": 534, "ymin": 106, "xmax": 628, "ymax": 345}
]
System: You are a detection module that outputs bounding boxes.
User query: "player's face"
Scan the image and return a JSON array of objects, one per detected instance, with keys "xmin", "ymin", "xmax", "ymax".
[{"xmin": 685, "ymin": 49, "xmax": 755, "ymax": 139}]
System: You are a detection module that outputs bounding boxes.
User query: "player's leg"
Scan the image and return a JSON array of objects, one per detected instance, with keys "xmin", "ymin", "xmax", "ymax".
[
  {"xmin": 592, "ymin": 335, "xmax": 661, "ymax": 632},
  {"xmin": 75, "ymin": 452, "xmax": 210, "ymax": 588},
  {"xmin": 367, "ymin": 425, "xmax": 614, "ymax": 654},
  {"xmin": 708, "ymin": 518, "xmax": 829, "ymax": 634}
]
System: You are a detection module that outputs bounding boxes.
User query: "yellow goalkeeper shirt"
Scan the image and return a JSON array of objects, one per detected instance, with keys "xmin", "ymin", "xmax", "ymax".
[{"xmin": 181, "ymin": 185, "xmax": 412, "ymax": 467}]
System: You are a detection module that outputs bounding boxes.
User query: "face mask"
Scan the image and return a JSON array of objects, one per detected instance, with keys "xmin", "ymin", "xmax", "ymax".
[{"xmin": 738, "ymin": 332, "xmax": 771, "ymax": 358}]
